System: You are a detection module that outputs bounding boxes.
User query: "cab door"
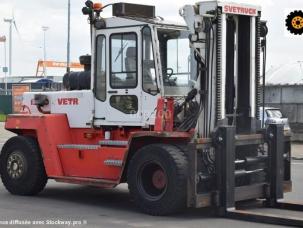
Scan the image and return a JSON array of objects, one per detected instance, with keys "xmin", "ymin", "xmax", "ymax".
[{"xmin": 94, "ymin": 27, "xmax": 143, "ymax": 126}]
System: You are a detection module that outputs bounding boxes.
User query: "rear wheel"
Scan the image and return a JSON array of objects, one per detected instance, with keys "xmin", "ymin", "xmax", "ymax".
[
  {"xmin": 127, "ymin": 143, "xmax": 188, "ymax": 215},
  {"xmin": 0, "ymin": 136, "xmax": 47, "ymax": 196}
]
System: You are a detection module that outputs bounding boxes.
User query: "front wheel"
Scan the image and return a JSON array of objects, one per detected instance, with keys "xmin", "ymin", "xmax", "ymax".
[
  {"xmin": 0, "ymin": 136, "xmax": 48, "ymax": 196},
  {"xmin": 127, "ymin": 144, "xmax": 188, "ymax": 215}
]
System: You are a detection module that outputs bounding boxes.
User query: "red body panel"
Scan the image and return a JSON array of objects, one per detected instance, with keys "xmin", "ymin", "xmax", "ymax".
[
  {"xmin": 58, "ymin": 147, "xmax": 125, "ymax": 180},
  {"xmin": 6, "ymin": 114, "xmax": 71, "ymax": 177},
  {"xmin": 5, "ymin": 114, "xmax": 192, "ymax": 187}
]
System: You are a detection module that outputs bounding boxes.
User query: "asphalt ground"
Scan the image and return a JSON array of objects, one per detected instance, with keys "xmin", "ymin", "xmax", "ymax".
[{"xmin": 0, "ymin": 122, "xmax": 303, "ymax": 228}]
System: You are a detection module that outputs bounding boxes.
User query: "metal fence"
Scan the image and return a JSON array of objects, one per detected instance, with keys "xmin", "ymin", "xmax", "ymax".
[
  {"xmin": 0, "ymin": 82, "xmax": 62, "ymax": 95},
  {"xmin": 0, "ymin": 82, "xmax": 63, "ymax": 115},
  {"xmin": 0, "ymin": 95, "xmax": 12, "ymax": 114}
]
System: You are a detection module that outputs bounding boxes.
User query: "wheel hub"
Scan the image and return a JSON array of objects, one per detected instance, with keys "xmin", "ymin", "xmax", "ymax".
[
  {"xmin": 7, "ymin": 152, "xmax": 26, "ymax": 179},
  {"xmin": 138, "ymin": 162, "xmax": 168, "ymax": 201},
  {"xmin": 12, "ymin": 162, "xmax": 18, "ymax": 171},
  {"xmin": 152, "ymin": 169, "xmax": 166, "ymax": 189}
]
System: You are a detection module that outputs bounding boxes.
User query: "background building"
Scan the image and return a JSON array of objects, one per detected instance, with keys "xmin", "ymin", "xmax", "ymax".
[{"xmin": 265, "ymin": 62, "xmax": 303, "ymax": 141}]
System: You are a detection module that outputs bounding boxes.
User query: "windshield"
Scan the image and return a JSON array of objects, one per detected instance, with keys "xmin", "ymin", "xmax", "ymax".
[
  {"xmin": 266, "ymin": 109, "xmax": 283, "ymax": 118},
  {"xmin": 157, "ymin": 28, "xmax": 196, "ymax": 96}
]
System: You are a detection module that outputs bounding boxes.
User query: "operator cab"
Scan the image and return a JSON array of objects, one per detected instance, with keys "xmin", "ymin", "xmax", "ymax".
[{"xmin": 92, "ymin": 3, "xmax": 196, "ymax": 127}]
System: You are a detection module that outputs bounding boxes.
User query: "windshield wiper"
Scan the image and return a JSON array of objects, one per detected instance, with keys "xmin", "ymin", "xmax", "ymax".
[{"xmin": 114, "ymin": 42, "xmax": 128, "ymax": 62}]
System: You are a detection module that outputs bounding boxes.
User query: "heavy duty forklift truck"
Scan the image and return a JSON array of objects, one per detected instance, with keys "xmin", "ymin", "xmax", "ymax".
[{"xmin": 1, "ymin": 1, "xmax": 303, "ymax": 226}]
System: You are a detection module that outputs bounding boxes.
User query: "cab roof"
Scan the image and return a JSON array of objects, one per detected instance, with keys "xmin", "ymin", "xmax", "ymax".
[{"xmin": 104, "ymin": 16, "xmax": 187, "ymax": 30}]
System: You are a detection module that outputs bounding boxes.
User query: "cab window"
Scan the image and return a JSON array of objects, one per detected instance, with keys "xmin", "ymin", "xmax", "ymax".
[
  {"xmin": 110, "ymin": 95, "xmax": 138, "ymax": 114},
  {"xmin": 95, "ymin": 35, "xmax": 106, "ymax": 101},
  {"xmin": 142, "ymin": 27, "xmax": 157, "ymax": 95},
  {"xmin": 110, "ymin": 33, "xmax": 137, "ymax": 88},
  {"xmin": 157, "ymin": 28, "xmax": 196, "ymax": 96}
]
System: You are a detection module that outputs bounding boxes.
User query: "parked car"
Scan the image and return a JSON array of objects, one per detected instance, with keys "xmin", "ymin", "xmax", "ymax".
[{"xmin": 259, "ymin": 107, "xmax": 291, "ymax": 133}]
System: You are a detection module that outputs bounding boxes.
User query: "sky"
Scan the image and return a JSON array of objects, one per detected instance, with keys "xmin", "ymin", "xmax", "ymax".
[{"xmin": 0, "ymin": 0, "xmax": 302, "ymax": 77}]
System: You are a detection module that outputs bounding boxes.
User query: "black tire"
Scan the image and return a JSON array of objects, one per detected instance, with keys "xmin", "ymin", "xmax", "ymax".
[
  {"xmin": 127, "ymin": 143, "xmax": 188, "ymax": 215},
  {"xmin": 0, "ymin": 136, "xmax": 47, "ymax": 196}
]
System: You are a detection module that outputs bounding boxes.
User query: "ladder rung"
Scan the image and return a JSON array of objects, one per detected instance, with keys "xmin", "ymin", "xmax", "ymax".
[{"xmin": 99, "ymin": 140, "xmax": 128, "ymax": 146}]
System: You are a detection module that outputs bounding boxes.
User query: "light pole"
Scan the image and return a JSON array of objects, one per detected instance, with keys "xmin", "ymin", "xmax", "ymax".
[
  {"xmin": 67, "ymin": 0, "xmax": 71, "ymax": 73},
  {"xmin": 3, "ymin": 18, "xmax": 13, "ymax": 77},
  {"xmin": 4, "ymin": 38, "xmax": 7, "ymax": 95},
  {"xmin": 0, "ymin": 35, "xmax": 7, "ymax": 94},
  {"xmin": 42, "ymin": 26, "xmax": 49, "ymax": 77}
]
